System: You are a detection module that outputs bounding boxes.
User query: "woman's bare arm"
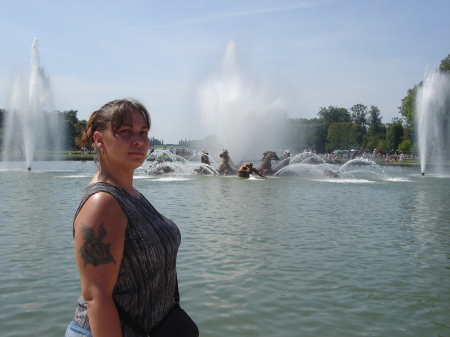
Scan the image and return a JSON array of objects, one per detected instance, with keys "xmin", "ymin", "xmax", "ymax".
[{"xmin": 74, "ymin": 192, "xmax": 128, "ymax": 337}]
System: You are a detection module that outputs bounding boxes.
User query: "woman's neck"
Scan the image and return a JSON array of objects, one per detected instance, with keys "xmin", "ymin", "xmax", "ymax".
[{"xmin": 92, "ymin": 164, "xmax": 137, "ymax": 197}]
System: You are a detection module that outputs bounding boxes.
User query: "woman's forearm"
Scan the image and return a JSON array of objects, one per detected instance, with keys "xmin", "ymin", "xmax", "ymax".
[{"xmin": 86, "ymin": 297, "xmax": 123, "ymax": 337}]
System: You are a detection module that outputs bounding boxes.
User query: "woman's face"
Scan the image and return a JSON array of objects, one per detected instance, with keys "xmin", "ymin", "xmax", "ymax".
[{"xmin": 97, "ymin": 110, "xmax": 150, "ymax": 170}]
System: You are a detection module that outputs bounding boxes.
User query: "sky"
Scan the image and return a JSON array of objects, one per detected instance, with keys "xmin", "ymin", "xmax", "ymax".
[{"xmin": 1, "ymin": 0, "xmax": 449, "ymax": 144}]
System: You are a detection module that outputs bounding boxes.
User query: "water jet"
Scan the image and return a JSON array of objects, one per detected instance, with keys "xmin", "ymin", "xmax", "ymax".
[
  {"xmin": 1, "ymin": 38, "xmax": 63, "ymax": 170},
  {"xmin": 197, "ymin": 40, "xmax": 287, "ymax": 164},
  {"xmin": 415, "ymin": 69, "xmax": 450, "ymax": 176}
]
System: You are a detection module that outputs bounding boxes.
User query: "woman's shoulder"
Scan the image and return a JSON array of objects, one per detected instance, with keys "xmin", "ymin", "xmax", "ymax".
[
  {"xmin": 75, "ymin": 190, "xmax": 127, "ymax": 234},
  {"xmin": 85, "ymin": 190, "xmax": 120, "ymax": 209}
]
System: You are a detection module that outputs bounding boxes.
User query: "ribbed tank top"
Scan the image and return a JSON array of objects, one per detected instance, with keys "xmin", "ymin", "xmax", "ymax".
[{"xmin": 72, "ymin": 182, "xmax": 181, "ymax": 336}]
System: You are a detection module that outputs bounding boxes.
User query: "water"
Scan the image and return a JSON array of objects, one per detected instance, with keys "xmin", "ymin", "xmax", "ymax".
[
  {"xmin": 0, "ymin": 161, "xmax": 449, "ymax": 336},
  {"xmin": 1, "ymin": 38, "xmax": 62, "ymax": 170},
  {"xmin": 197, "ymin": 40, "xmax": 287, "ymax": 164},
  {"xmin": 415, "ymin": 69, "xmax": 450, "ymax": 175}
]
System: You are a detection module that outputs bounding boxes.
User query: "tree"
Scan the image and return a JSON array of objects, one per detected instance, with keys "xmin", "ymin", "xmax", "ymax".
[
  {"xmin": 287, "ymin": 118, "xmax": 327, "ymax": 153},
  {"xmin": 350, "ymin": 104, "xmax": 368, "ymax": 129},
  {"xmin": 367, "ymin": 105, "xmax": 384, "ymax": 134},
  {"xmin": 0, "ymin": 108, "xmax": 5, "ymax": 129},
  {"xmin": 56, "ymin": 110, "xmax": 79, "ymax": 125},
  {"xmin": 74, "ymin": 120, "xmax": 87, "ymax": 147},
  {"xmin": 398, "ymin": 86, "xmax": 418, "ymax": 128},
  {"xmin": 317, "ymin": 106, "xmax": 351, "ymax": 127},
  {"xmin": 326, "ymin": 122, "xmax": 360, "ymax": 151},
  {"xmin": 439, "ymin": 53, "xmax": 450, "ymax": 73},
  {"xmin": 349, "ymin": 104, "xmax": 368, "ymax": 148},
  {"xmin": 64, "ymin": 120, "xmax": 77, "ymax": 148},
  {"xmin": 0, "ymin": 109, "xmax": 5, "ymax": 147},
  {"xmin": 364, "ymin": 105, "xmax": 386, "ymax": 151},
  {"xmin": 399, "ymin": 53, "xmax": 450, "ymax": 128},
  {"xmin": 385, "ymin": 121, "xmax": 403, "ymax": 152}
]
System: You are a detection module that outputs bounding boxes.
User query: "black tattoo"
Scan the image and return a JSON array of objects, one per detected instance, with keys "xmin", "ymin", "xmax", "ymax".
[{"xmin": 79, "ymin": 223, "xmax": 116, "ymax": 267}]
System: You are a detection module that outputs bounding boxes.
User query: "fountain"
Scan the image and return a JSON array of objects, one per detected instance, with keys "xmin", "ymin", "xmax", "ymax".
[
  {"xmin": 275, "ymin": 151, "xmax": 387, "ymax": 179},
  {"xmin": 196, "ymin": 40, "xmax": 288, "ymax": 165},
  {"xmin": 1, "ymin": 38, "xmax": 62, "ymax": 170},
  {"xmin": 415, "ymin": 69, "xmax": 450, "ymax": 176},
  {"xmin": 144, "ymin": 149, "xmax": 219, "ymax": 175}
]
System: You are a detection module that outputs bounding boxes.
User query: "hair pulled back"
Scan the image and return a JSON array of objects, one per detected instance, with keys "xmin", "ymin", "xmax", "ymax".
[{"xmin": 78, "ymin": 98, "xmax": 151, "ymax": 153}]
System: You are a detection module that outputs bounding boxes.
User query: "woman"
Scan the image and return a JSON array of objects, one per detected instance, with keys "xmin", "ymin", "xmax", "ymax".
[{"xmin": 66, "ymin": 99, "xmax": 182, "ymax": 337}]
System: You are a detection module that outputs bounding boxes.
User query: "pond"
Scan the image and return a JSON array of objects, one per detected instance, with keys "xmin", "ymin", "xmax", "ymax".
[{"xmin": 0, "ymin": 160, "xmax": 449, "ymax": 336}]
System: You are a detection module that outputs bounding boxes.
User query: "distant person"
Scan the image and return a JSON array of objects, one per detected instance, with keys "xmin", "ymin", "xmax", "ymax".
[
  {"xmin": 238, "ymin": 162, "xmax": 266, "ymax": 178},
  {"xmin": 65, "ymin": 98, "xmax": 198, "ymax": 337}
]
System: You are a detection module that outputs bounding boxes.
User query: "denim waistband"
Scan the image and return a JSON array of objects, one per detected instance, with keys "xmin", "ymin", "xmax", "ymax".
[{"xmin": 65, "ymin": 321, "xmax": 93, "ymax": 337}]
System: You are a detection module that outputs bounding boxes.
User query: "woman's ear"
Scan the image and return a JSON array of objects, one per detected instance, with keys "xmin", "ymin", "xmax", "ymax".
[{"xmin": 93, "ymin": 131, "xmax": 104, "ymax": 151}]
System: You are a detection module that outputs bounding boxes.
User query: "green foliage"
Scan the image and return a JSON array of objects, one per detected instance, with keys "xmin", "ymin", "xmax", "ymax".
[
  {"xmin": 287, "ymin": 118, "xmax": 327, "ymax": 153},
  {"xmin": 377, "ymin": 139, "xmax": 387, "ymax": 152},
  {"xmin": 326, "ymin": 122, "xmax": 361, "ymax": 151},
  {"xmin": 64, "ymin": 120, "xmax": 77, "ymax": 148},
  {"xmin": 317, "ymin": 106, "xmax": 351, "ymax": 129},
  {"xmin": 350, "ymin": 103, "xmax": 368, "ymax": 130},
  {"xmin": 399, "ymin": 53, "xmax": 450, "ymax": 131},
  {"xmin": 398, "ymin": 86, "xmax": 418, "ymax": 127},
  {"xmin": 0, "ymin": 108, "xmax": 5, "ymax": 128},
  {"xmin": 439, "ymin": 53, "xmax": 450, "ymax": 73},
  {"xmin": 2, "ymin": 49, "xmax": 449, "ymax": 155},
  {"xmin": 56, "ymin": 110, "xmax": 79, "ymax": 125},
  {"xmin": 0, "ymin": 109, "xmax": 5, "ymax": 147},
  {"xmin": 385, "ymin": 122, "xmax": 403, "ymax": 152},
  {"xmin": 75, "ymin": 120, "xmax": 87, "ymax": 142},
  {"xmin": 398, "ymin": 139, "xmax": 411, "ymax": 153},
  {"xmin": 367, "ymin": 105, "xmax": 383, "ymax": 133}
]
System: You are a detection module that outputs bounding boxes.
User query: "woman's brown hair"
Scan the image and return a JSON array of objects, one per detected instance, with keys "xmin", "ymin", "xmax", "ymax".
[{"xmin": 77, "ymin": 98, "xmax": 151, "ymax": 161}]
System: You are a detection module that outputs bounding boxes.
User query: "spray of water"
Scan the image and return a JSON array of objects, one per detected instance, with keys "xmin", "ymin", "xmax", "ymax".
[
  {"xmin": 197, "ymin": 40, "xmax": 287, "ymax": 165},
  {"xmin": 1, "ymin": 38, "xmax": 62, "ymax": 170},
  {"xmin": 415, "ymin": 69, "xmax": 450, "ymax": 175}
]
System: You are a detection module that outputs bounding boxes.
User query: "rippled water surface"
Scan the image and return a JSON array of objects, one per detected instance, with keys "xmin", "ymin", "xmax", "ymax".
[{"xmin": 0, "ymin": 161, "xmax": 449, "ymax": 336}]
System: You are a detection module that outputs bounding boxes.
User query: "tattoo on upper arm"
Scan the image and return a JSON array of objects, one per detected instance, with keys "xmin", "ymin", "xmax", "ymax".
[{"xmin": 79, "ymin": 223, "xmax": 116, "ymax": 267}]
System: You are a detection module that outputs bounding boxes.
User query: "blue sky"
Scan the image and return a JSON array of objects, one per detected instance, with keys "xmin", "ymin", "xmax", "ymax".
[{"xmin": 1, "ymin": 0, "xmax": 449, "ymax": 143}]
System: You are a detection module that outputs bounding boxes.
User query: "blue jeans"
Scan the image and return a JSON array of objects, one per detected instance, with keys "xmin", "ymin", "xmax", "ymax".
[{"xmin": 65, "ymin": 321, "xmax": 93, "ymax": 337}]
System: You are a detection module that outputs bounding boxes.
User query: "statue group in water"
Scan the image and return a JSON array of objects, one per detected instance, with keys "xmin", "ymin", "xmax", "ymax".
[
  {"xmin": 200, "ymin": 149, "xmax": 293, "ymax": 178},
  {"xmin": 145, "ymin": 148, "xmax": 292, "ymax": 178}
]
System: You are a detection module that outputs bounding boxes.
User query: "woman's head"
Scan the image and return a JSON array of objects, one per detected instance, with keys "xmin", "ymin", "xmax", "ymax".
[{"xmin": 78, "ymin": 98, "xmax": 151, "ymax": 157}]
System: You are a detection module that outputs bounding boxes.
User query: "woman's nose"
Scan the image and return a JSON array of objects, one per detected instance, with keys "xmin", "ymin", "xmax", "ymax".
[{"xmin": 132, "ymin": 132, "xmax": 145, "ymax": 144}]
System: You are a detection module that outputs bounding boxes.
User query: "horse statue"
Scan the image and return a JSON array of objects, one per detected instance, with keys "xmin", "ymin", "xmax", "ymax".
[
  {"xmin": 144, "ymin": 159, "xmax": 175, "ymax": 175},
  {"xmin": 258, "ymin": 151, "xmax": 280, "ymax": 175},
  {"xmin": 194, "ymin": 150, "xmax": 217, "ymax": 175},
  {"xmin": 273, "ymin": 150, "xmax": 291, "ymax": 173},
  {"xmin": 323, "ymin": 169, "xmax": 339, "ymax": 177},
  {"xmin": 217, "ymin": 149, "xmax": 235, "ymax": 175}
]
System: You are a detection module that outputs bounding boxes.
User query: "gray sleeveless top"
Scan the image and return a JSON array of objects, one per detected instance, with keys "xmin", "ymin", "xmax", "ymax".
[{"xmin": 72, "ymin": 182, "xmax": 181, "ymax": 336}]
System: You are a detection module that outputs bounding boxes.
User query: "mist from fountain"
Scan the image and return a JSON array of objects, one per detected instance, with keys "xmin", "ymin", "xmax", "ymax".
[
  {"xmin": 197, "ymin": 40, "xmax": 288, "ymax": 165},
  {"xmin": 144, "ymin": 149, "xmax": 219, "ymax": 175},
  {"xmin": 1, "ymin": 38, "xmax": 62, "ymax": 170},
  {"xmin": 275, "ymin": 151, "xmax": 387, "ymax": 179},
  {"xmin": 415, "ymin": 69, "xmax": 450, "ymax": 176}
]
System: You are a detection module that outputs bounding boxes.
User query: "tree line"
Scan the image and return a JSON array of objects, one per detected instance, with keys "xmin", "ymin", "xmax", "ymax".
[
  {"xmin": 0, "ymin": 53, "xmax": 448, "ymax": 154},
  {"xmin": 0, "ymin": 109, "xmax": 165, "ymax": 152},
  {"xmin": 284, "ymin": 53, "xmax": 449, "ymax": 154}
]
